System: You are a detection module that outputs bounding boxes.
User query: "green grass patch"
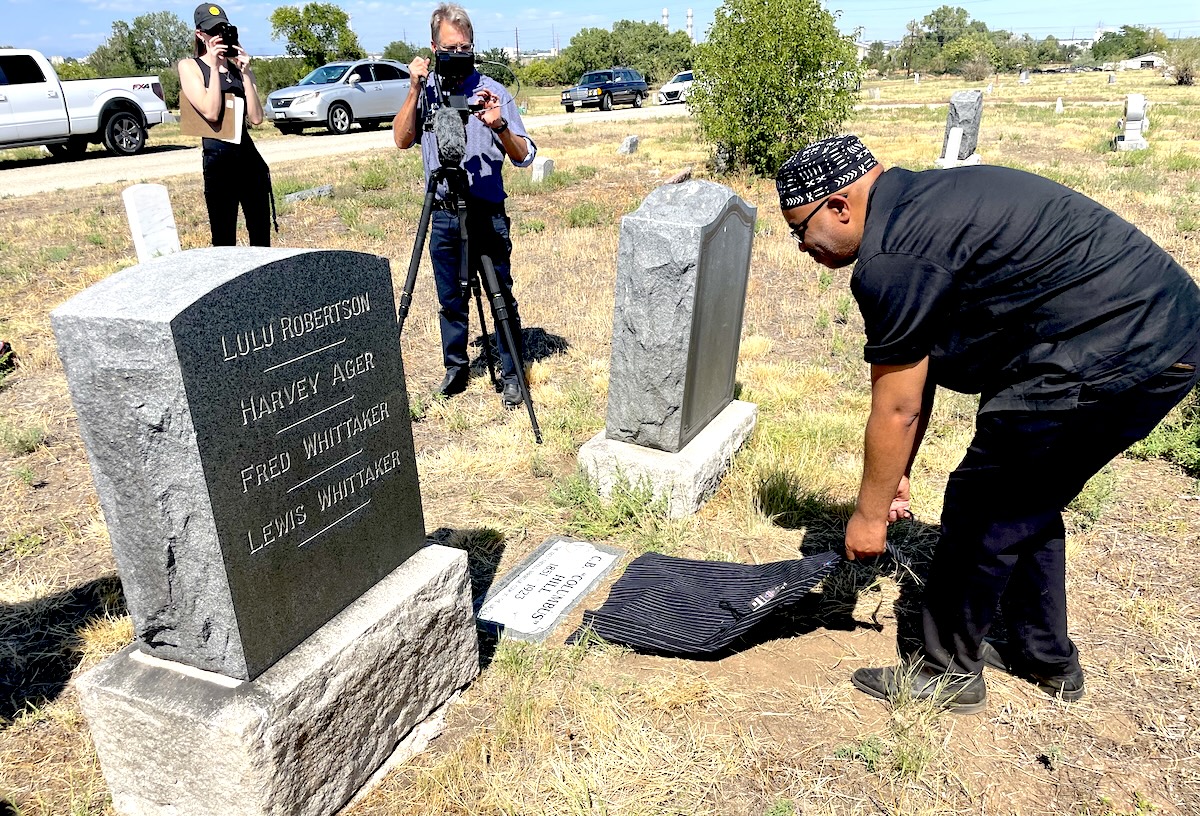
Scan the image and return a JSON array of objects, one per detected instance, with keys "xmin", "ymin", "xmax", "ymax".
[
  {"xmin": 40, "ymin": 245, "xmax": 75, "ymax": 264},
  {"xmin": 1067, "ymin": 466, "xmax": 1117, "ymax": 529},
  {"xmin": 0, "ymin": 416, "xmax": 47, "ymax": 455},
  {"xmin": 1128, "ymin": 387, "xmax": 1200, "ymax": 476},
  {"xmin": 1164, "ymin": 152, "xmax": 1200, "ymax": 172},
  {"xmin": 550, "ymin": 470, "xmax": 670, "ymax": 548},
  {"xmin": 565, "ymin": 201, "xmax": 603, "ymax": 228}
]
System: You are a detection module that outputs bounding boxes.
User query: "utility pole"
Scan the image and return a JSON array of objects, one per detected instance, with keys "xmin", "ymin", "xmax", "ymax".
[{"xmin": 515, "ymin": 27, "xmax": 520, "ymax": 62}]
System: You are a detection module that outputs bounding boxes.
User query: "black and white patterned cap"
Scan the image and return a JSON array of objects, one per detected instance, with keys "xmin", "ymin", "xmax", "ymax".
[{"xmin": 776, "ymin": 135, "xmax": 878, "ymax": 210}]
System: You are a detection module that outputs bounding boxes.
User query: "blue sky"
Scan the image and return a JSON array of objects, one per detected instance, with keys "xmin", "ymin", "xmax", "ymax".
[{"xmin": 6, "ymin": 0, "xmax": 1199, "ymax": 61}]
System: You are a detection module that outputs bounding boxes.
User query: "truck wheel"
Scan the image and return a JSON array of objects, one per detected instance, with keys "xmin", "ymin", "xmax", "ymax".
[
  {"xmin": 103, "ymin": 111, "xmax": 146, "ymax": 156},
  {"xmin": 327, "ymin": 103, "xmax": 352, "ymax": 135},
  {"xmin": 633, "ymin": 92, "xmax": 643, "ymax": 108},
  {"xmin": 565, "ymin": 104, "xmax": 575, "ymax": 113},
  {"xmin": 48, "ymin": 136, "xmax": 89, "ymax": 160},
  {"xmin": 599, "ymin": 93, "xmax": 613, "ymax": 112}
]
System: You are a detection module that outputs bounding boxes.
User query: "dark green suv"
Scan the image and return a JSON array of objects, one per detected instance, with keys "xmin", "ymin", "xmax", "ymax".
[{"xmin": 560, "ymin": 67, "xmax": 649, "ymax": 112}]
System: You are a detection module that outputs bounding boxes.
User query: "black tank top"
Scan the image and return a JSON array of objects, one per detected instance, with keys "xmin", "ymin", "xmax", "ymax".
[{"xmin": 192, "ymin": 57, "xmax": 256, "ymax": 154}]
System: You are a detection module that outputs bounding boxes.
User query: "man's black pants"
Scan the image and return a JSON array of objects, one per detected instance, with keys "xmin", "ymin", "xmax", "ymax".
[
  {"xmin": 429, "ymin": 203, "xmax": 522, "ymax": 381},
  {"xmin": 202, "ymin": 147, "xmax": 272, "ymax": 247},
  {"xmin": 921, "ymin": 345, "xmax": 1199, "ymax": 677}
]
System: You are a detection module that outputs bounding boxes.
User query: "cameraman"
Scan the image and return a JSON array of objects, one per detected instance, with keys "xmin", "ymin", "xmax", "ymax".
[
  {"xmin": 178, "ymin": 3, "xmax": 272, "ymax": 247},
  {"xmin": 393, "ymin": 3, "xmax": 536, "ymax": 407}
]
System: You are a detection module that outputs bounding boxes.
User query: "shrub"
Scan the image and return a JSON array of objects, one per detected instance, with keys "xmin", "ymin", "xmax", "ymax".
[{"xmin": 688, "ymin": 0, "xmax": 861, "ymax": 176}]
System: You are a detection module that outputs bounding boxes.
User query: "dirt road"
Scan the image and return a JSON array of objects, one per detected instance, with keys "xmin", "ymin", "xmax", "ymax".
[{"xmin": 0, "ymin": 105, "xmax": 691, "ymax": 198}]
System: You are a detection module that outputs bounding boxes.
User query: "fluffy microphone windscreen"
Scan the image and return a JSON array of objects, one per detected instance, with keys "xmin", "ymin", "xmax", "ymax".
[{"xmin": 433, "ymin": 106, "xmax": 466, "ymax": 166}]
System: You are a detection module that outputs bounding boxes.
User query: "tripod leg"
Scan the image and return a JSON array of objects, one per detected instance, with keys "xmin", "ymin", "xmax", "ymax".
[
  {"xmin": 470, "ymin": 273, "xmax": 499, "ymax": 388},
  {"xmin": 398, "ymin": 177, "xmax": 441, "ymax": 333},
  {"xmin": 478, "ymin": 253, "xmax": 542, "ymax": 444}
]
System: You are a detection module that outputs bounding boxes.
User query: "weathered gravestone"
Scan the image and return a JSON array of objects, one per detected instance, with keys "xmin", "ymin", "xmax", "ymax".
[
  {"xmin": 1055, "ymin": 97, "xmax": 1064, "ymax": 114},
  {"xmin": 579, "ymin": 180, "xmax": 757, "ymax": 517},
  {"xmin": 1115, "ymin": 93, "xmax": 1149, "ymax": 151},
  {"xmin": 618, "ymin": 135, "xmax": 640, "ymax": 154},
  {"xmin": 1019, "ymin": 69, "xmax": 1031, "ymax": 84},
  {"xmin": 1108, "ymin": 72, "xmax": 1117, "ymax": 84},
  {"xmin": 54, "ymin": 248, "xmax": 478, "ymax": 816},
  {"xmin": 531, "ymin": 155, "xmax": 555, "ymax": 182},
  {"xmin": 936, "ymin": 90, "xmax": 984, "ymax": 167},
  {"xmin": 122, "ymin": 183, "xmax": 181, "ymax": 263}
]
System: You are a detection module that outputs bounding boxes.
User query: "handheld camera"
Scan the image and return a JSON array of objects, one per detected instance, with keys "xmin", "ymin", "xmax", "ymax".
[{"xmin": 212, "ymin": 23, "xmax": 239, "ymax": 54}]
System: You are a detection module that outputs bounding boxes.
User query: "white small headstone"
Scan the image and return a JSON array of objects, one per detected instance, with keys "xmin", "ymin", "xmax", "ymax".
[
  {"xmin": 618, "ymin": 135, "xmax": 640, "ymax": 155},
  {"xmin": 1055, "ymin": 97, "xmax": 1064, "ymax": 114},
  {"xmin": 531, "ymin": 156, "xmax": 555, "ymax": 183},
  {"xmin": 935, "ymin": 126, "xmax": 965, "ymax": 168},
  {"xmin": 871, "ymin": 88, "xmax": 881, "ymax": 101},
  {"xmin": 914, "ymin": 72, "xmax": 920, "ymax": 84},
  {"xmin": 1108, "ymin": 73, "xmax": 1117, "ymax": 85},
  {"xmin": 1019, "ymin": 69, "xmax": 1031, "ymax": 85},
  {"xmin": 122, "ymin": 184, "xmax": 181, "ymax": 264},
  {"xmin": 985, "ymin": 83, "xmax": 993, "ymax": 94},
  {"xmin": 477, "ymin": 536, "xmax": 622, "ymax": 640}
]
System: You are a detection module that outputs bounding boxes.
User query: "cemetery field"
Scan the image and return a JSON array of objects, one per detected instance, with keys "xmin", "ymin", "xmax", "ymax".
[{"xmin": 1, "ymin": 88, "xmax": 1199, "ymax": 816}]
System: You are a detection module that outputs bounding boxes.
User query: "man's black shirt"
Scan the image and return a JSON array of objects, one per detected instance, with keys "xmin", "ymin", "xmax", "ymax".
[{"xmin": 851, "ymin": 165, "xmax": 1200, "ymax": 412}]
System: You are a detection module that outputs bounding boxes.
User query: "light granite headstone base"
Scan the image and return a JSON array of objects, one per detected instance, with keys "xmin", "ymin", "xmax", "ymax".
[
  {"xmin": 76, "ymin": 545, "xmax": 478, "ymax": 816},
  {"xmin": 579, "ymin": 400, "xmax": 756, "ymax": 518}
]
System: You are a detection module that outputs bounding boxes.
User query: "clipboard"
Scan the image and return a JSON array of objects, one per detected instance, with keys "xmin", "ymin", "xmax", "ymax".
[{"xmin": 180, "ymin": 92, "xmax": 244, "ymax": 143}]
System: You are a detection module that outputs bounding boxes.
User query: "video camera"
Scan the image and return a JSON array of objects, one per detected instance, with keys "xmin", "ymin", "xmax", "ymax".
[{"xmin": 433, "ymin": 50, "xmax": 484, "ymax": 113}]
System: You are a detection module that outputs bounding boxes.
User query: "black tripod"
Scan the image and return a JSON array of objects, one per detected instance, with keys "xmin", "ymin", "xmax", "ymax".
[{"xmin": 398, "ymin": 162, "xmax": 543, "ymax": 444}]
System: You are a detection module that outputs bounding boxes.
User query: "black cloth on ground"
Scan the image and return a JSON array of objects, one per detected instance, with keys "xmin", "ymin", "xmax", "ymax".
[{"xmin": 567, "ymin": 547, "xmax": 905, "ymax": 654}]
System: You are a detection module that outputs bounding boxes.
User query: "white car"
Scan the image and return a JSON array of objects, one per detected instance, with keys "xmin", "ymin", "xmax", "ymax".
[
  {"xmin": 656, "ymin": 70, "xmax": 694, "ymax": 105},
  {"xmin": 265, "ymin": 59, "xmax": 410, "ymax": 135}
]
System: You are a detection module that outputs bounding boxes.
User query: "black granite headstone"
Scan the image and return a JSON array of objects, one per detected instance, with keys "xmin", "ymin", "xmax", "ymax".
[{"xmin": 53, "ymin": 248, "xmax": 425, "ymax": 680}]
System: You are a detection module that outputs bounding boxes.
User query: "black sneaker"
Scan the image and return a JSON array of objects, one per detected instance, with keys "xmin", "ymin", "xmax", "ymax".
[
  {"xmin": 501, "ymin": 378, "xmax": 521, "ymax": 409},
  {"xmin": 980, "ymin": 639, "xmax": 1085, "ymax": 702},
  {"xmin": 435, "ymin": 367, "xmax": 468, "ymax": 398},
  {"xmin": 851, "ymin": 663, "xmax": 987, "ymax": 714}
]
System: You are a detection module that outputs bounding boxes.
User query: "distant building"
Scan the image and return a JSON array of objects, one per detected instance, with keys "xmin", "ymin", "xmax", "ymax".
[{"xmin": 1119, "ymin": 52, "xmax": 1166, "ymax": 70}]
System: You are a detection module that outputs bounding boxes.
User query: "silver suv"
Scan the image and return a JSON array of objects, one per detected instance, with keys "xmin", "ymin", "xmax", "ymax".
[{"xmin": 265, "ymin": 59, "xmax": 410, "ymax": 135}]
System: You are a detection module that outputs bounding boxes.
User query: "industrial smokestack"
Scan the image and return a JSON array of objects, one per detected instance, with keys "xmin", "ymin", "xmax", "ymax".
[{"xmin": 662, "ymin": 7, "xmax": 669, "ymax": 29}]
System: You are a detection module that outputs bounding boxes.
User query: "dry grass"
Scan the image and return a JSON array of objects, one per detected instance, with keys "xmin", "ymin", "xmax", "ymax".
[{"xmin": 2, "ymin": 74, "xmax": 1199, "ymax": 815}]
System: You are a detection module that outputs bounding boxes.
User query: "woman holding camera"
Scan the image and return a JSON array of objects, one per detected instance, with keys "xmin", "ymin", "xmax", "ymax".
[{"xmin": 179, "ymin": 3, "xmax": 273, "ymax": 246}]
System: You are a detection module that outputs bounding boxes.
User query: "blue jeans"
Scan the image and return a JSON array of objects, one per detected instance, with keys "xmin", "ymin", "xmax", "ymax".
[{"xmin": 429, "ymin": 204, "xmax": 522, "ymax": 380}]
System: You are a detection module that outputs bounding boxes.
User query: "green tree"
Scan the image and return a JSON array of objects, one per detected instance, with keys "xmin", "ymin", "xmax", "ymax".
[
  {"xmin": 477, "ymin": 47, "xmax": 516, "ymax": 83},
  {"xmin": 1092, "ymin": 26, "xmax": 1167, "ymax": 62},
  {"xmin": 270, "ymin": 2, "xmax": 364, "ymax": 70},
  {"xmin": 130, "ymin": 11, "xmax": 191, "ymax": 70},
  {"xmin": 516, "ymin": 56, "xmax": 572, "ymax": 86},
  {"xmin": 943, "ymin": 31, "xmax": 998, "ymax": 76},
  {"xmin": 55, "ymin": 59, "xmax": 98, "ymax": 80},
  {"xmin": 88, "ymin": 21, "xmax": 138, "ymax": 76},
  {"xmin": 382, "ymin": 41, "xmax": 431, "ymax": 64},
  {"xmin": 689, "ymin": 0, "xmax": 861, "ymax": 175},
  {"xmin": 609, "ymin": 19, "xmax": 693, "ymax": 82},
  {"xmin": 560, "ymin": 27, "xmax": 614, "ymax": 80},
  {"xmin": 1166, "ymin": 38, "xmax": 1200, "ymax": 85},
  {"xmin": 253, "ymin": 57, "xmax": 307, "ymax": 95},
  {"xmin": 921, "ymin": 5, "xmax": 970, "ymax": 49},
  {"xmin": 863, "ymin": 41, "xmax": 887, "ymax": 72}
]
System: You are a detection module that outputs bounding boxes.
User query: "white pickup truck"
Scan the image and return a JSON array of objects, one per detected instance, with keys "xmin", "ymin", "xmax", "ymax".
[{"xmin": 0, "ymin": 49, "xmax": 170, "ymax": 159}]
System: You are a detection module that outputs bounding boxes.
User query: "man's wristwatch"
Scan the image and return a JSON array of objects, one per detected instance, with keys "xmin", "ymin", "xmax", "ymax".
[{"xmin": 491, "ymin": 117, "xmax": 509, "ymax": 134}]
